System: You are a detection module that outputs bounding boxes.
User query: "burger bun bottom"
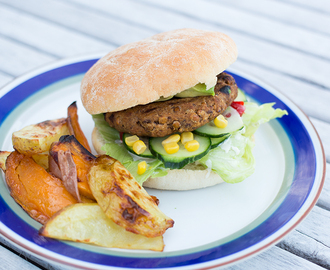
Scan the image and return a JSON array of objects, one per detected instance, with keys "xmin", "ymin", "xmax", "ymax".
[{"xmin": 91, "ymin": 127, "xmax": 224, "ymax": 190}]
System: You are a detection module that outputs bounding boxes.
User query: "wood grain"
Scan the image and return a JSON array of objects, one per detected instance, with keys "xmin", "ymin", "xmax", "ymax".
[{"xmin": 224, "ymin": 246, "xmax": 326, "ymax": 269}]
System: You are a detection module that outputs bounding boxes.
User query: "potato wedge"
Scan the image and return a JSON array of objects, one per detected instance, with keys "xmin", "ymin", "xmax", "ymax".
[
  {"xmin": 88, "ymin": 155, "xmax": 174, "ymax": 238},
  {"xmin": 31, "ymin": 153, "xmax": 49, "ymax": 170},
  {"xmin": 49, "ymin": 135, "xmax": 96, "ymax": 200},
  {"xmin": 39, "ymin": 203, "xmax": 164, "ymax": 251},
  {"xmin": 12, "ymin": 118, "xmax": 69, "ymax": 155},
  {"xmin": 67, "ymin": 102, "xmax": 91, "ymax": 152},
  {"xmin": 0, "ymin": 151, "xmax": 11, "ymax": 171},
  {"xmin": 5, "ymin": 151, "xmax": 77, "ymax": 224}
]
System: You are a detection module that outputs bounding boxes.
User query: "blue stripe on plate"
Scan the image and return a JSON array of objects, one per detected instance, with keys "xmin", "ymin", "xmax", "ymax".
[
  {"xmin": 0, "ymin": 60, "xmax": 97, "ymax": 124},
  {"xmin": 0, "ymin": 62, "xmax": 316, "ymax": 268}
]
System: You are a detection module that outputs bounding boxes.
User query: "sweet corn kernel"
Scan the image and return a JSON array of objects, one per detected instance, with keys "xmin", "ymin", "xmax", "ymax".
[
  {"xmin": 214, "ymin": 115, "xmax": 228, "ymax": 129},
  {"xmin": 184, "ymin": 140, "xmax": 200, "ymax": 152},
  {"xmin": 163, "ymin": 142, "xmax": 180, "ymax": 154},
  {"xmin": 181, "ymin": 131, "xmax": 194, "ymax": 145},
  {"xmin": 132, "ymin": 140, "xmax": 147, "ymax": 155},
  {"xmin": 137, "ymin": 161, "xmax": 147, "ymax": 175},
  {"xmin": 162, "ymin": 134, "xmax": 181, "ymax": 145},
  {"xmin": 125, "ymin": 135, "xmax": 139, "ymax": 146}
]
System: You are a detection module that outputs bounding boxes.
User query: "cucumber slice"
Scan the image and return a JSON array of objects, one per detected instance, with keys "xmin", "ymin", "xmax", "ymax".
[
  {"xmin": 210, "ymin": 134, "xmax": 231, "ymax": 149},
  {"xmin": 235, "ymin": 88, "xmax": 247, "ymax": 102},
  {"xmin": 149, "ymin": 134, "xmax": 211, "ymax": 169},
  {"xmin": 122, "ymin": 133, "xmax": 154, "ymax": 158},
  {"xmin": 194, "ymin": 106, "xmax": 244, "ymax": 138}
]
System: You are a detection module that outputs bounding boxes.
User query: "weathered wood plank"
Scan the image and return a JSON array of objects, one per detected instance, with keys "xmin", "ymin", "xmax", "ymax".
[
  {"xmin": 159, "ymin": 0, "xmax": 330, "ymax": 59},
  {"xmin": 0, "ymin": 242, "xmax": 41, "ymax": 269},
  {"xmin": 295, "ymin": 206, "xmax": 330, "ymax": 247},
  {"xmin": 0, "ymin": 235, "xmax": 72, "ymax": 270},
  {"xmin": 72, "ymin": 0, "xmax": 330, "ymax": 58},
  {"xmin": 278, "ymin": 231, "xmax": 330, "ymax": 269},
  {"xmin": 317, "ymin": 163, "xmax": 330, "ymax": 211},
  {"xmin": 310, "ymin": 117, "xmax": 330, "ymax": 162},
  {"xmin": 0, "ymin": 71, "xmax": 13, "ymax": 89},
  {"xmin": 280, "ymin": 0, "xmax": 330, "ymax": 14},
  {"xmin": 0, "ymin": 5, "xmax": 111, "ymax": 57},
  {"xmin": 208, "ymin": 0, "xmax": 330, "ymax": 35},
  {"xmin": 277, "ymin": 206, "xmax": 330, "ymax": 269},
  {"xmin": 224, "ymin": 245, "xmax": 325, "ymax": 269},
  {"xmin": 0, "ymin": 36, "xmax": 55, "ymax": 76},
  {"xmin": 0, "ymin": 0, "xmax": 155, "ymax": 46},
  {"xmin": 67, "ymin": 0, "xmax": 203, "ymax": 31}
]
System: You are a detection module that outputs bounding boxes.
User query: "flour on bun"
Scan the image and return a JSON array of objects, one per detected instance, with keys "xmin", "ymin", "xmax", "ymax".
[{"xmin": 81, "ymin": 28, "xmax": 237, "ymax": 115}]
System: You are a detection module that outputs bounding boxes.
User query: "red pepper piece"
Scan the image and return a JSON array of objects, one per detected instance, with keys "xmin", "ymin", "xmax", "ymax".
[{"xmin": 231, "ymin": 101, "xmax": 246, "ymax": 116}]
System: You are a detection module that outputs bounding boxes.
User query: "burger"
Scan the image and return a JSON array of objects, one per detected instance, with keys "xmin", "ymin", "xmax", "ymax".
[{"xmin": 80, "ymin": 29, "xmax": 287, "ymax": 190}]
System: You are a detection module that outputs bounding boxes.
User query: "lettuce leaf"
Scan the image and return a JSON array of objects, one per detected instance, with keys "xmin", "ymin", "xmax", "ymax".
[
  {"xmin": 92, "ymin": 114, "xmax": 120, "ymax": 141},
  {"xmin": 175, "ymin": 83, "xmax": 215, "ymax": 97},
  {"xmin": 199, "ymin": 102, "xmax": 288, "ymax": 183},
  {"xmin": 92, "ymin": 114, "xmax": 167, "ymax": 185},
  {"xmin": 242, "ymin": 102, "xmax": 288, "ymax": 137},
  {"xmin": 200, "ymin": 131, "xmax": 255, "ymax": 183}
]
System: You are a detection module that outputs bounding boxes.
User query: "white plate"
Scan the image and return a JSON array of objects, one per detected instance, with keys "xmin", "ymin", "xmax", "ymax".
[{"xmin": 0, "ymin": 55, "xmax": 325, "ymax": 269}]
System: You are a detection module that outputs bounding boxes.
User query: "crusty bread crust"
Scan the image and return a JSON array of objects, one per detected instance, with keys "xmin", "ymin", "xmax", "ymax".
[
  {"xmin": 81, "ymin": 28, "xmax": 237, "ymax": 114},
  {"xmin": 91, "ymin": 127, "xmax": 224, "ymax": 190},
  {"xmin": 143, "ymin": 166, "xmax": 224, "ymax": 191}
]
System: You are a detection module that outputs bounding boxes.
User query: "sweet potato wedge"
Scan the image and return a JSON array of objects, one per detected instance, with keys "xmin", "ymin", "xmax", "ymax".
[
  {"xmin": 88, "ymin": 155, "xmax": 174, "ymax": 238},
  {"xmin": 5, "ymin": 151, "xmax": 77, "ymax": 224},
  {"xmin": 67, "ymin": 102, "xmax": 91, "ymax": 152},
  {"xmin": 49, "ymin": 135, "xmax": 96, "ymax": 200}
]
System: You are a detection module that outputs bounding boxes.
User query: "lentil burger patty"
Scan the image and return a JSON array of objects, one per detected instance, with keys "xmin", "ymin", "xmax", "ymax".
[{"xmin": 105, "ymin": 72, "xmax": 238, "ymax": 137}]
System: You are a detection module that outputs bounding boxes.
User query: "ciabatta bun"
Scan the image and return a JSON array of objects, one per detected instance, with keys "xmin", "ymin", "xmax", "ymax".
[
  {"xmin": 81, "ymin": 28, "xmax": 237, "ymax": 114},
  {"xmin": 92, "ymin": 127, "xmax": 224, "ymax": 190}
]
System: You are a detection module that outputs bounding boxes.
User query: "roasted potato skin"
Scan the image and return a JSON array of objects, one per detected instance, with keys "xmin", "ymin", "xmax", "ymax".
[
  {"xmin": 49, "ymin": 135, "xmax": 95, "ymax": 200},
  {"xmin": 88, "ymin": 155, "xmax": 174, "ymax": 238},
  {"xmin": 5, "ymin": 151, "xmax": 77, "ymax": 224},
  {"xmin": 12, "ymin": 118, "xmax": 69, "ymax": 155},
  {"xmin": 39, "ymin": 203, "xmax": 165, "ymax": 251},
  {"xmin": 0, "ymin": 151, "xmax": 11, "ymax": 171}
]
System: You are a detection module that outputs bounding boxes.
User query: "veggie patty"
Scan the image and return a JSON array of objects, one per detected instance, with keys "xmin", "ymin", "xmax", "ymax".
[{"xmin": 105, "ymin": 72, "xmax": 238, "ymax": 137}]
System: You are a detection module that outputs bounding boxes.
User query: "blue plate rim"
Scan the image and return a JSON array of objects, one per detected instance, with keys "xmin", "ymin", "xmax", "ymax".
[{"xmin": 0, "ymin": 55, "xmax": 326, "ymax": 269}]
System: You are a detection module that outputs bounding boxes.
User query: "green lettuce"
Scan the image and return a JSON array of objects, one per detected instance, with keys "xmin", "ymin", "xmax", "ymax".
[
  {"xmin": 92, "ymin": 114, "xmax": 167, "ymax": 185},
  {"xmin": 242, "ymin": 102, "xmax": 288, "ymax": 137},
  {"xmin": 175, "ymin": 83, "xmax": 215, "ymax": 97},
  {"xmin": 199, "ymin": 102, "xmax": 288, "ymax": 183}
]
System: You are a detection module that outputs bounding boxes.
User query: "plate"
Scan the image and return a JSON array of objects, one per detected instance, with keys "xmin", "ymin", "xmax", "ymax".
[{"xmin": 0, "ymin": 55, "xmax": 325, "ymax": 269}]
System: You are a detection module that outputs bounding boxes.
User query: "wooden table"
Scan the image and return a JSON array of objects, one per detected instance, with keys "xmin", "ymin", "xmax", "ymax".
[{"xmin": 0, "ymin": 0, "xmax": 329, "ymax": 269}]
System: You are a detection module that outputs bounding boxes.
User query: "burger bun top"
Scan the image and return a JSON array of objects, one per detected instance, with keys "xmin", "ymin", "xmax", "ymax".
[{"xmin": 81, "ymin": 28, "xmax": 238, "ymax": 115}]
